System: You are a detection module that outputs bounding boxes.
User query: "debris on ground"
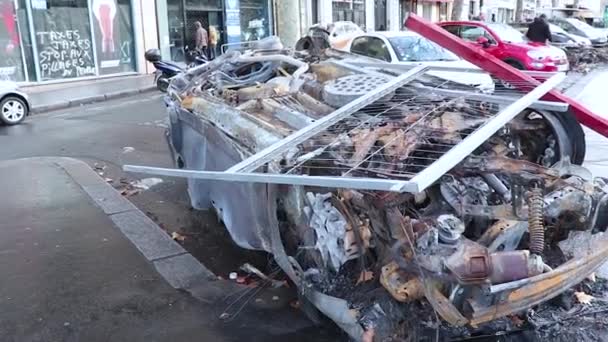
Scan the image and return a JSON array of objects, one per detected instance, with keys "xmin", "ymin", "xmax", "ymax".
[
  {"xmin": 117, "ymin": 184, "xmax": 140, "ymax": 197},
  {"xmin": 528, "ymin": 286, "xmax": 608, "ymax": 341},
  {"xmin": 240, "ymin": 263, "xmax": 286, "ymax": 288},
  {"xmin": 131, "ymin": 177, "xmax": 163, "ymax": 190},
  {"xmin": 356, "ymin": 270, "xmax": 374, "ymax": 285},
  {"xmin": 575, "ymin": 291, "xmax": 594, "ymax": 305},
  {"xmin": 93, "ymin": 163, "xmax": 106, "ymax": 171},
  {"xmin": 171, "ymin": 231, "xmax": 186, "ymax": 242},
  {"xmin": 116, "ymin": 177, "xmax": 164, "ymax": 197},
  {"xmin": 290, "ymin": 300, "xmax": 301, "ymax": 309},
  {"xmin": 93, "ymin": 162, "xmax": 106, "ymax": 177},
  {"xmin": 125, "ymin": 35, "xmax": 608, "ymax": 341},
  {"xmin": 566, "ymin": 47, "xmax": 608, "ymax": 73}
]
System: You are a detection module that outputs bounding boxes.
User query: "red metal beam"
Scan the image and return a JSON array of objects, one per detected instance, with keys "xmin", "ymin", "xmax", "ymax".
[{"xmin": 404, "ymin": 13, "xmax": 608, "ymax": 137}]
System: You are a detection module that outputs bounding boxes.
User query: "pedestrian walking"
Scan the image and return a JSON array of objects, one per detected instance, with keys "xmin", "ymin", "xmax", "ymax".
[
  {"xmin": 526, "ymin": 14, "xmax": 552, "ymax": 44},
  {"xmin": 209, "ymin": 26, "xmax": 218, "ymax": 60},
  {"xmin": 194, "ymin": 21, "xmax": 208, "ymax": 58}
]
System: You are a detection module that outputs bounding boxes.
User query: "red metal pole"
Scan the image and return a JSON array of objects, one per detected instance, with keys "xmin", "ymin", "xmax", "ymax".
[{"xmin": 404, "ymin": 13, "xmax": 608, "ymax": 137}]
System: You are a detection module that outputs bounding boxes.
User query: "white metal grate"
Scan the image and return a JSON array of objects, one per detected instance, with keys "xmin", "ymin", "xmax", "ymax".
[{"xmin": 125, "ymin": 65, "xmax": 565, "ymax": 193}]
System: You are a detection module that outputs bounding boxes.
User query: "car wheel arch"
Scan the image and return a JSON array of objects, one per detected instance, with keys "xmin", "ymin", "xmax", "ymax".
[{"xmin": 2, "ymin": 93, "xmax": 30, "ymax": 114}]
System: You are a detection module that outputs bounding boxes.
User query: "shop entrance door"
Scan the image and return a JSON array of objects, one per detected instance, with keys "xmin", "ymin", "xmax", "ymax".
[{"xmin": 185, "ymin": 11, "xmax": 223, "ymax": 46}]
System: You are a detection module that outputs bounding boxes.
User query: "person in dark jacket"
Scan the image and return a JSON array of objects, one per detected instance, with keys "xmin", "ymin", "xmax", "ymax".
[{"xmin": 526, "ymin": 14, "xmax": 552, "ymax": 44}]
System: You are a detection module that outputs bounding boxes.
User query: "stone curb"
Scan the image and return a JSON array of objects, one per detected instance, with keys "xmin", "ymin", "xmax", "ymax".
[
  {"xmin": 30, "ymin": 86, "xmax": 157, "ymax": 114},
  {"xmin": 9, "ymin": 157, "xmax": 217, "ymax": 292}
]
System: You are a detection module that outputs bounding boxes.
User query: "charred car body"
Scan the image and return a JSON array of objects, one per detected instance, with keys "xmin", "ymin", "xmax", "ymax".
[{"xmin": 126, "ymin": 36, "xmax": 608, "ymax": 340}]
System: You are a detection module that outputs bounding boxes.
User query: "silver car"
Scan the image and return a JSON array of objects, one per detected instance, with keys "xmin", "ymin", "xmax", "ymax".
[{"xmin": 0, "ymin": 81, "xmax": 30, "ymax": 125}]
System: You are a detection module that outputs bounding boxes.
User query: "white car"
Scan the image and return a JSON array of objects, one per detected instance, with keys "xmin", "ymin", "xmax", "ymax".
[
  {"xmin": 549, "ymin": 23, "xmax": 592, "ymax": 47},
  {"xmin": 0, "ymin": 81, "xmax": 30, "ymax": 125},
  {"xmin": 344, "ymin": 31, "xmax": 494, "ymax": 90},
  {"xmin": 551, "ymin": 18, "xmax": 607, "ymax": 47},
  {"xmin": 309, "ymin": 21, "xmax": 364, "ymax": 50}
]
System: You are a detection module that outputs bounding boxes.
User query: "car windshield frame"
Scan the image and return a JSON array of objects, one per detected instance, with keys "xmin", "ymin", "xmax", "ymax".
[
  {"xmin": 388, "ymin": 35, "xmax": 459, "ymax": 62},
  {"xmin": 486, "ymin": 23, "xmax": 528, "ymax": 43}
]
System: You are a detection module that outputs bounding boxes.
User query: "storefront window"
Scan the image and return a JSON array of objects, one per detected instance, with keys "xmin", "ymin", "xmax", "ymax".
[
  {"xmin": 92, "ymin": 0, "xmax": 135, "ymax": 75},
  {"xmin": 163, "ymin": 0, "xmax": 225, "ymax": 61},
  {"xmin": 439, "ymin": 2, "xmax": 448, "ymax": 21},
  {"xmin": 16, "ymin": 0, "xmax": 35, "ymax": 82},
  {"xmin": 375, "ymin": 0, "xmax": 386, "ymax": 30},
  {"xmin": 422, "ymin": 3, "xmax": 432, "ymax": 20},
  {"xmin": 332, "ymin": 0, "xmax": 365, "ymax": 29},
  {"xmin": 186, "ymin": 0, "xmax": 221, "ymax": 7},
  {"xmin": 400, "ymin": 0, "xmax": 415, "ymax": 30},
  {"xmin": 240, "ymin": 0, "xmax": 269, "ymax": 41},
  {"xmin": 184, "ymin": 2, "xmax": 222, "ymax": 50},
  {"xmin": 0, "ymin": 0, "xmax": 26, "ymax": 81},
  {"xmin": 31, "ymin": 0, "xmax": 96, "ymax": 81},
  {"xmin": 166, "ymin": 0, "xmax": 185, "ymax": 62}
]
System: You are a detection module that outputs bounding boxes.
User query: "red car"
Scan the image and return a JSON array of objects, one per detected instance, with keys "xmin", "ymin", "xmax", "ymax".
[{"xmin": 437, "ymin": 21, "xmax": 570, "ymax": 72}]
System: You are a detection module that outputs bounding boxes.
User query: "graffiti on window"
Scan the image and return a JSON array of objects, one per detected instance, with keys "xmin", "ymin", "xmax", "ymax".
[
  {"xmin": 36, "ymin": 29, "xmax": 95, "ymax": 79},
  {"xmin": 32, "ymin": 2, "xmax": 96, "ymax": 80}
]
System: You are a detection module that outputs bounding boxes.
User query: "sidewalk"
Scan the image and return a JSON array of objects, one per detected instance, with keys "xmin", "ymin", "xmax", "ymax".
[
  {"xmin": 23, "ymin": 74, "xmax": 156, "ymax": 114},
  {"xmin": 0, "ymin": 157, "xmax": 324, "ymax": 342}
]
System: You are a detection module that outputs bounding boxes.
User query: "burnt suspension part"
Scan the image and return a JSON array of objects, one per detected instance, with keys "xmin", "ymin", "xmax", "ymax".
[{"xmin": 528, "ymin": 185, "xmax": 545, "ymax": 254}]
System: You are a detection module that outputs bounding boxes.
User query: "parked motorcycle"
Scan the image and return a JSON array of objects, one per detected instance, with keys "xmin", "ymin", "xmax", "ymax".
[{"xmin": 144, "ymin": 47, "xmax": 208, "ymax": 92}]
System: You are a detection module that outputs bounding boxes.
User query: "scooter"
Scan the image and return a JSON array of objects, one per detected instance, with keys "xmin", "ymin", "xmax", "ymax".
[{"xmin": 144, "ymin": 47, "xmax": 208, "ymax": 92}]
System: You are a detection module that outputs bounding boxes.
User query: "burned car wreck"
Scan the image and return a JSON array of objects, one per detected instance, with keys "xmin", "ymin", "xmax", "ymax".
[{"xmin": 126, "ymin": 37, "xmax": 608, "ymax": 341}]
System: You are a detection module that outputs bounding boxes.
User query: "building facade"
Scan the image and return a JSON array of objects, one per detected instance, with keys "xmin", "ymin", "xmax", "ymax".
[
  {"xmin": 537, "ymin": 0, "xmax": 604, "ymax": 17},
  {"xmin": 481, "ymin": 0, "xmax": 515, "ymax": 22},
  {"xmin": 0, "ymin": 0, "xmax": 145, "ymax": 84},
  {"xmin": 302, "ymin": 0, "xmax": 450, "ymax": 34},
  {"xmin": 1, "ymin": 0, "xmax": 552, "ymax": 85},
  {"xmin": 0, "ymin": 0, "xmax": 277, "ymax": 83}
]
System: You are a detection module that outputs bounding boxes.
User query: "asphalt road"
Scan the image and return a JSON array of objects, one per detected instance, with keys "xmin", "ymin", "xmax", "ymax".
[{"xmin": 0, "ymin": 94, "xmax": 342, "ymax": 341}]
